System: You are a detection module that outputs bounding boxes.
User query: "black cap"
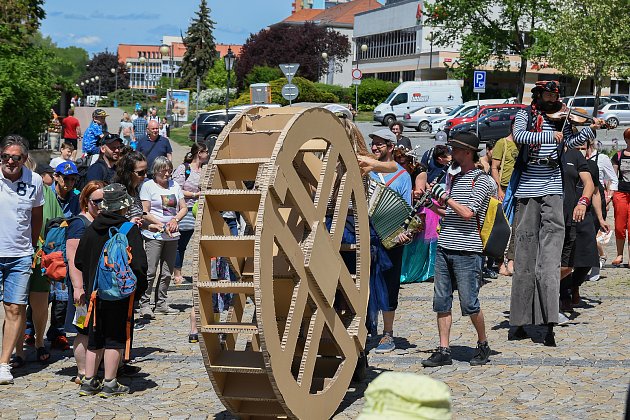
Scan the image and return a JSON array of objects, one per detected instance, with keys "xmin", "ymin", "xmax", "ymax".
[
  {"xmin": 447, "ymin": 132, "xmax": 482, "ymax": 152},
  {"xmin": 99, "ymin": 132, "xmax": 123, "ymax": 146},
  {"xmin": 35, "ymin": 164, "xmax": 54, "ymax": 175}
]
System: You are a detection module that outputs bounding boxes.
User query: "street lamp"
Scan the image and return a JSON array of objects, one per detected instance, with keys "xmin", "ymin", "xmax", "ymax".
[
  {"xmin": 356, "ymin": 44, "xmax": 368, "ymax": 113},
  {"xmin": 95, "ymin": 76, "xmax": 101, "ymax": 105},
  {"xmin": 111, "ymin": 68, "xmax": 118, "ymax": 107},
  {"xmin": 139, "ymin": 56, "xmax": 147, "ymax": 95},
  {"xmin": 224, "ymin": 47, "xmax": 235, "ymax": 124},
  {"xmin": 426, "ymin": 32, "xmax": 435, "ymax": 69},
  {"xmin": 319, "ymin": 52, "xmax": 328, "ymax": 83},
  {"xmin": 127, "ymin": 62, "xmax": 134, "ymax": 106}
]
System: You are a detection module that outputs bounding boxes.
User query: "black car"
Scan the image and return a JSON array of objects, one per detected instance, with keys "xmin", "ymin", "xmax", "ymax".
[
  {"xmin": 448, "ymin": 110, "xmax": 517, "ymax": 142},
  {"xmin": 189, "ymin": 110, "xmax": 239, "ymax": 147}
]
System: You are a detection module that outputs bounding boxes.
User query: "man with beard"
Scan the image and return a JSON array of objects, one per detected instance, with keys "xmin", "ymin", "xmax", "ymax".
[
  {"xmin": 508, "ymin": 81, "xmax": 605, "ymax": 346},
  {"xmin": 367, "ymin": 129, "xmax": 412, "ymax": 353},
  {"xmin": 86, "ymin": 133, "xmax": 122, "ymax": 185}
]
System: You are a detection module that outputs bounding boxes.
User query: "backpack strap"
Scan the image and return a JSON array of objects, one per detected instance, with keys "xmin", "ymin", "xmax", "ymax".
[
  {"xmin": 385, "ymin": 168, "xmax": 407, "ymax": 187},
  {"xmin": 124, "ymin": 292, "xmax": 135, "ymax": 361},
  {"xmin": 118, "ymin": 222, "xmax": 135, "ymax": 236}
]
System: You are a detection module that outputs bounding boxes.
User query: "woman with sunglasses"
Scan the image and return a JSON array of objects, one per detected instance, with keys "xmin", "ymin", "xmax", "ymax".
[
  {"xmin": 63, "ymin": 180, "xmax": 105, "ymax": 384},
  {"xmin": 111, "ymin": 151, "xmax": 148, "ymax": 226}
]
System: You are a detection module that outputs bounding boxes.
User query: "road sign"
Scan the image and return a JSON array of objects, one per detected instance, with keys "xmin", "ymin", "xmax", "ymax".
[
  {"xmin": 279, "ymin": 63, "xmax": 300, "ymax": 83},
  {"xmin": 473, "ymin": 70, "xmax": 486, "ymax": 93},
  {"xmin": 352, "ymin": 79, "xmax": 361, "ymax": 86},
  {"xmin": 281, "ymin": 83, "xmax": 299, "ymax": 102},
  {"xmin": 352, "ymin": 68, "xmax": 363, "ymax": 80}
]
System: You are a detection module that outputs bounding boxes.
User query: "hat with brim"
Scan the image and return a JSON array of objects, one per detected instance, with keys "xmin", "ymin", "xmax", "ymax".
[
  {"xmin": 55, "ymin": 161, "xmax": 79, "ymax": 176},
  {"xmin": 101, "ymin": 183, "xmax": 133, "ymax": 212},
  {"xmin": 447, "ymin": 132, "xmax": 482, "ymax": 152},
  {"xmin": 368, "ymin": 129, "xmax": 397, "ymax": 144}
]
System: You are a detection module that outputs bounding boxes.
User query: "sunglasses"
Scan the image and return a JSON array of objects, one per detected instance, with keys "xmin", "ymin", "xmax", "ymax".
[
  {"xmin": 370, "ymin": 143, "xmax": 388, "ymax": 149},
  {"xmin": 1, "ymin": 153, "xmax": 23, "ymax": 162},
  {"xmin": 134, "ymin": 169, "xmax": 147, "ymax": 176},
  {"xmin": 90, "ymin": 198, "xmax": 104, "ymax": 205}
]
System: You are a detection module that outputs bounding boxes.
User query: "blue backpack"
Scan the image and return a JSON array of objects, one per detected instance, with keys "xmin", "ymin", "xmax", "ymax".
[{"xmin": 91, "ymin": 222, "xmax": 137, "ymax": 301}]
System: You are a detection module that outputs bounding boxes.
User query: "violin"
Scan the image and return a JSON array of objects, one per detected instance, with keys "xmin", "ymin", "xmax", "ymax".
[{"xmin": 546, "ymin": 103, "xmax": 610, "ymax": 129}]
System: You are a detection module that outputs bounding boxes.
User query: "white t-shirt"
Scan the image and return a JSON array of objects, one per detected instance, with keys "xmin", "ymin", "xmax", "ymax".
[
  {"xmin": 0, "ymin": 168, "xmax": 45, "ymax": 257},
  {"xmin": 49, "ymin": 157, "xmax": 72, "ymax": 169},
  {"xmin": 139, "ymin": 179, "xmax": 184, "ymax": 241}
]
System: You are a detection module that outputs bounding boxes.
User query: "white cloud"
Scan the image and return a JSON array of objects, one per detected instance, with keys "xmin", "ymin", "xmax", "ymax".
[{"xmin": 75, "ymin": 35, "xmax": 101, "ymax": 45}]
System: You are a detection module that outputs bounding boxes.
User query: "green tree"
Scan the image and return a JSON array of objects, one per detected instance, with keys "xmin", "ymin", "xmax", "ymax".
[
  {"xmin": 0, "ymin": 0, "xmax": 60, "ymax": 146},
  {"xmin": 532, "ymin": 0, "xmax": 630, "ymax": 115},
  {"xmin": 179, "ymin": 0, "xmax": 217, "ymax": 89},
  {"xmin": 204, "ymin": 59, "xmax": 229, "ymax": 89},
  {"xmin": 425, "ymin": 0, "xmax": 555, "ymax": 102},
  {"xmin": 244, "ymin": 66, "xmax": 283, "ymax": 87}
]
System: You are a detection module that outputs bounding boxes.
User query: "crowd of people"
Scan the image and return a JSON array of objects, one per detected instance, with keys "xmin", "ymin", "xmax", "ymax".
[
  {"xmin": 0, "ymin": 107, "xmax": 206, "ymax": 396},
  {"xmin": 0, "ymin": 81, "xmax": 626, "ymax": 398}
]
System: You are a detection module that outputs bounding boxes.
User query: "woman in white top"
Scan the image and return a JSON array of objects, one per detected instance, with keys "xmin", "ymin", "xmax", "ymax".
[
  {"xmin": 119, "ymin": 112, "xmax": 135, "ymax": 147},
  {"xmin": 138, "ymin": 157, "xmax": 187, "ymax": 317}
]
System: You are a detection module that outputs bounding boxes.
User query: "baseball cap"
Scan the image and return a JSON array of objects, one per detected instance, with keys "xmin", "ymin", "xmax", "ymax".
[
  {"xmin": 55, "ymin": 161, "xmax": 79, "ymax": 176},
  {"xmin": 35, "ymin": 165, "xmax": 55, "ymax": 176},
  {"xmin": 99, "ymin": 132, "xmax": 123, "ymax": 146},
  {"xmin": 368, "ymin": 129, "xmax": 397, "ymax": 144},
  {"xmin": 92, "ymin": 108, "xmax": 109, "ymax": 118}
]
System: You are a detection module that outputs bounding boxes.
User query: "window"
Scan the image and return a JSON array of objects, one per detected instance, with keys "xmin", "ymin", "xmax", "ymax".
[
  {"xmin": 609, "ymin": 105, "xmax": 618, "ymax": 110},
  {"xmin": 573, "ymin": 98, "xmax": 587, "ymax": 107},
  {"xmin": 584, "ymin": 98, "xmax": 595, "ymax": 107},
  {"xmin": 391, "ymin": 93, "xmax": 408, "ymax": 106},
  {"xmin": 618, "ymin": 104, "xmax": 630, "ymax": 110},
  {"xmin": 356, "ymin": 29, "xmax": 418, "ymax": 60}
]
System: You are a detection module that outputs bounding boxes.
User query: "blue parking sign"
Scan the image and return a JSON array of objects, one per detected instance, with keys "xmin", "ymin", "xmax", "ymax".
[{"xmin": 473, "ymin": 71, "xmax": 486, "ymax": 92}]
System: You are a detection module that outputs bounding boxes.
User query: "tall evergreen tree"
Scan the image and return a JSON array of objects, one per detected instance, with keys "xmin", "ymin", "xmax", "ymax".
[{"xmin": 179, "ymin": 0, "xmax": 217, "ymax": 89}]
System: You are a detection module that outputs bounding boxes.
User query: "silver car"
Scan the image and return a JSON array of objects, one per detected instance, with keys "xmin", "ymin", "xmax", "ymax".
[
  {"xmin": 402, "ymin": 106, "xmax": 455, "ymax": 132},
  {"xmin": 597, "ymin": 102, "xmax": 630, "ymax": 128}
]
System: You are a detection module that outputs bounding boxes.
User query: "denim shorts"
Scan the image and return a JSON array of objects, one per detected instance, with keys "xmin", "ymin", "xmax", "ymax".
[
  {"xmin": 0, "ymin": 256, "xmax": 33, "ymax": 305},
  {"xmin": 433, "ymin": 247, "xmax": 482, "ymax": 316}
]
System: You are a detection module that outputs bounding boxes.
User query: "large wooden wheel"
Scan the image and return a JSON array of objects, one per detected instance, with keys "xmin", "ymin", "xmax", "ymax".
[{"xmin": 192, "ymin": 107, "xmax": 370, "ymax": 419}]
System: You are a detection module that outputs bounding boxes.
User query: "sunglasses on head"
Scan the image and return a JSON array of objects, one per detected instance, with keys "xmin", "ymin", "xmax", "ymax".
[{"xmin": 1, "ymin": 153, "xmax": 23, "ymax": 162}]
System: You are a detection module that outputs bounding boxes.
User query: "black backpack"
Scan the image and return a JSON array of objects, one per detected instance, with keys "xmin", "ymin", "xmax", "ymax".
[{"xmin": 74, "ymin": 156, "xmax": 90, "ymax": 192}]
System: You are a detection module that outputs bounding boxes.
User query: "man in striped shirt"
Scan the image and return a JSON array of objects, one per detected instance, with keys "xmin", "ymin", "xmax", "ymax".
[
  {"xmin": 509, "ymin": 81, "xmax": 605, "ymax": 346},
  {"xmin": 421, "ymin": 132, "xmax": 494, "ymax": 367}
]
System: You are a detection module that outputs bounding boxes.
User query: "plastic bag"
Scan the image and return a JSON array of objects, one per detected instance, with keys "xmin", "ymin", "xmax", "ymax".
[{"xmin": 73, "ymin": 304, "xmax": 87, "ymax": 329}]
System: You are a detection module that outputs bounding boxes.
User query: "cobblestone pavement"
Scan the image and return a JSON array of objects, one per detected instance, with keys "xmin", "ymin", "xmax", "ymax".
[
  {"xmin": 2, "ymin": 141, "xmax": 628, "ymax": 418},
  {"xmin": 1, "ymin": 264, "xmax": 628, "ymax": 419}
]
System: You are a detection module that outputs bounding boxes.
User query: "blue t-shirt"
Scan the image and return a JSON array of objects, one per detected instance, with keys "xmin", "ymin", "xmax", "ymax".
[
  {"xmin": 51, "ymin": 184, "xmax": 81, "ymax": 218},
  {"xmin": 369, "ymin": 164, "xmax": 413, "ymax": 206},
  {"xmin": 136, "ymin": 135, "xmax": 173, "ymax": 173},
  {"xmin": 82, "ymin": 121, "xmax": 103, "ymax": 155}
]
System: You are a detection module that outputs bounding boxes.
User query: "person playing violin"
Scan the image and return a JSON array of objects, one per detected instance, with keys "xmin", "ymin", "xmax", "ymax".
[{"xmin": 507, "ymin": 80, "xmax": 605, "ymax": 347}]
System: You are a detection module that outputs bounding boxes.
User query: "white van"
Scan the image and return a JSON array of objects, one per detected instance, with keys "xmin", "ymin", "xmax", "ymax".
[
  {"xmin": 430, "ymin": 98, "xmax": 516, "ymax": 132},
  {"xmin": 373, "ymin": 80, "xmax": 463, "ymax": 126}
]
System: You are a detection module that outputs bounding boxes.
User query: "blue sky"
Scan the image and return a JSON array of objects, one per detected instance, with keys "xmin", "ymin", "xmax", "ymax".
[{"xmin": 41, "ymin": 1, "xmax": 290, "ymax": 55}]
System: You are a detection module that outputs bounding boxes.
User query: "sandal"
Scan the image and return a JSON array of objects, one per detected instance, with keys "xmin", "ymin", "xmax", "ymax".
[
  {"xmin": 611, "ymin": 256, "xmax": 623, "ymax": 267},
  {"xmin": 37, "ymin": 347, "xmax": 50, "ymax": 363},
  {"xmin": 10, "ymin": 355, "xmax": 25, "ymax": 369}
]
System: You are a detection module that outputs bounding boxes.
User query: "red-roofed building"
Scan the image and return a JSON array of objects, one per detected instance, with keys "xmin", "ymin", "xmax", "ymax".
[
  {"xmin": 118, "ymin": 37, "xmax": 242, "ymax": 94},
  {"xmin": 277, "ymin": 0, "xmax": 382, "ymax": 86}
]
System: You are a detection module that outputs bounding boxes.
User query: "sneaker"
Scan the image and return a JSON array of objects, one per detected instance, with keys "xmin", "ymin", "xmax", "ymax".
[
  {"xmin": 154, "ymin": 305, "xmax": 178, "ymax": 315},
  {"xmin": 51, "ymin": 335, "xmax": 70, "ymax": 351},
  {"xmin": 188, "ymin": 333, "xmax": 199, "ymax": 343},
  {"xmin": 544, "ymin": 331, "xmax": 556, "ymax": 347},
  {"xmin": 557, "ymin": 312, "xmax": 570, "ymax": 325},
  {"xmin": 24, "ymin": 334, "xmax": 35, "ymax": 347},
  {"xmin": 373, "ymin": 333, "xmax": 396, "ymax": 354},
  {"xmin": 482, "ymin": 268, "xmax": 498, "ymax": 279},
  {"xmin": 139, "ymin": 307, "xmax": 155, "ymax": 320},
  {"xmin": 0, "ymin": 363, "xmax": 14, "ymax": 385},
  {"xmin": 99, "ymin": 379, "xmax": 130, "ymax": 398},
  {"xmin": 133, "ymin": 321, "xmax": 146, "ymax": 331},
  {"xmin": 422, "ymin": 347, "xmax": 453, "ymax": 367},
  {"xmin": 469, "ymin": 341, "xmax": 491, "ymax": 366},
  {"xmin": 79, "ymin": 377, "xmax": 102, "ymax": 396}
]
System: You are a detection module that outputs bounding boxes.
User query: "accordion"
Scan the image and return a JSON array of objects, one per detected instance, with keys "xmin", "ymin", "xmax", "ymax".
[{"xmin": 367, "ymin": 179, "xmax": 424, "ymax": 249}]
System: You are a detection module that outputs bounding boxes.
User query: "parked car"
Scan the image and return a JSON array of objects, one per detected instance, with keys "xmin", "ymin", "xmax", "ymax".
[
  {"xmin": 597, "ymin": 102, "xmax": 630, "ymax": 129},
  {"xmin": 605, "ymin": 94, "xmax": 630, "ymax": 103},
  {"xmin": 443, "ymin": 104, "xmax": 527, "ymax": 134},
  {"xmin": 448, "ymin": 110, "xmax": 519, "ymax": 142},
  {"xmin": 561, "ymin": 96, "xmax": 617, "ymax": 115},
  {"xmin": 402, "ymin": 105, "xmax": 455, "ymax": 132},
  {"xmin": 189, "ymin": 109, "xmax": 239, "ymax": 147},
  {"xmin": 430, "ymin": 99, "xmax": 514, "ymax": 132}
]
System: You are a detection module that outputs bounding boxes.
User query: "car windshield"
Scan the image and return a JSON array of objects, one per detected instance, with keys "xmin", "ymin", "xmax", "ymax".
[
  {"xmin": 385, "ymin": 91, "xmax": 397, "ymax": 103},
  {"xmin": 447, "ymin": 105, "xmax": 464, "ymax": 116},
  {"xmin": 462, "ymin": 108, "xmax": 479, "ymax": 117}
]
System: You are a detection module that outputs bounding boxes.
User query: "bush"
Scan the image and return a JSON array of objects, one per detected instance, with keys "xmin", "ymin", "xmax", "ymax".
[
  {"xmin": 231, "ymin": 76, "xmax": 341, "ymax": 107},
  {"xmin": 245, "ymin": 66, "xmax": 283, "ymax": 86},
  {"xmin": 314, "ymin": 83, "xmax": 353, "ymax": 104},
  {"xmin": 356, "ymin": 78, "xmax": 397, "ymax": 111},
  {"xmin": 191, "ymin": 88, "xmax": 237, "ymax": 109},
  {"xmin": 99, "ymin": 89, "xmax": 150, "ymax": 107}
]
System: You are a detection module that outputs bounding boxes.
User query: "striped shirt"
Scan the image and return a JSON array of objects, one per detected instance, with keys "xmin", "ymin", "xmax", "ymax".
[
  {"xmin": 438, "ymin": 168, "xmax": 495, "ymax": 253},
  {"xmin": 513, "ymin": 108, "xmax": 595, "ymax": 198}
]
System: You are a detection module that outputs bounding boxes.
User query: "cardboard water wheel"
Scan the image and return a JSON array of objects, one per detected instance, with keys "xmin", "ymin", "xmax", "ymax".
[{"xmin": 192, "ymin": 106, "xmax": 370, "ymax": 419}]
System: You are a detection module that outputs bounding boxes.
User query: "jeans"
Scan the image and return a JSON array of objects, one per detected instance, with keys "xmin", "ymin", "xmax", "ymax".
[
  {"xmin": 433, "ymin": 247, "xmax": 483, "ymax": 316},
  {"xmin": 0, "ymin": 255, "xmax": 33, "ymax": 305}
]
